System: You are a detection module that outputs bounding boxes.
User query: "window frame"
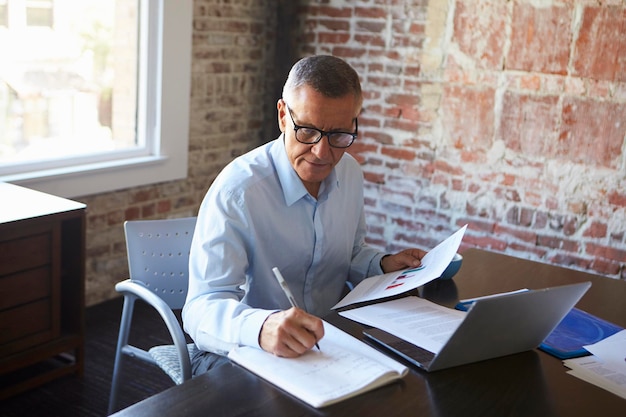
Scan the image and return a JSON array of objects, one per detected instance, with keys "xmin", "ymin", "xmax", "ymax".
[{"xmin": 1, "ymin": 0, "xmax": 192, "ymax": 199}]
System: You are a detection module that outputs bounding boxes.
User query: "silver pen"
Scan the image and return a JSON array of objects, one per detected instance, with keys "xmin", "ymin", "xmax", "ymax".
[{"xmin": 272, "ymin": 267, "xmax": 321, "ymax": 350}]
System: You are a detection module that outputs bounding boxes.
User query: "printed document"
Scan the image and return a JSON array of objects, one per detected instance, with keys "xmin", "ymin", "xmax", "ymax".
[
  {"xmin": 563, "ymin": 330, "xmax": 626, "ymax": 399},
  {"xmin": 333, "ymin": 225, "xmax": 467, "ymax": 310},
  {"xmin": 339, "ymin": 296, "xmax": 466, "ymax": 354}
]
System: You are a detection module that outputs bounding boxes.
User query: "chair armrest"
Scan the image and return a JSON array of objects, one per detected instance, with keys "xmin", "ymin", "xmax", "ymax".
[{"xmin": 115, "ymin": 279, "xmax": 192, "ymax": 380}]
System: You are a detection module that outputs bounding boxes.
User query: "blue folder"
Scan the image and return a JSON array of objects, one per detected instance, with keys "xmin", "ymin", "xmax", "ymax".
[{"xmin": 537, "ymin": 307, "xmax": 623, "ymax": 359}]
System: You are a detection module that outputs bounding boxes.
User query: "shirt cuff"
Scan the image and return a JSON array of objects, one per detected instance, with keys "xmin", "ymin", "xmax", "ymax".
[
  {"xmin": 239, "ymin": 308, "xmax": 277, "ymax": 349},
  {"xmin": 368, "ymin": 252, "xmax": 388, "ymax": 276}
]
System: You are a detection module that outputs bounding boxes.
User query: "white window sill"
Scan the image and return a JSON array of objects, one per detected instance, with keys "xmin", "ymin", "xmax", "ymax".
[{"xmin": 2, "ymin": 154, "xmax": 186, "ymax": 198}]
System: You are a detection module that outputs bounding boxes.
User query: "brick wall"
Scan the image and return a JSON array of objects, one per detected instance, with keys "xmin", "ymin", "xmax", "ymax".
[
  {"xmin": 79, "ymin": 0, "xmax": 625, "ymax": 306},
  {"xmin": 295, "ymin": 0, "xmax": 625, "ymax": 278}
]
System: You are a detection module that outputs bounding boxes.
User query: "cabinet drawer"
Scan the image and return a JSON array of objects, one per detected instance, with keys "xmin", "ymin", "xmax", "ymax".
[
  {"xmin": 0, "ymin": 233, "xmax": 52, "ymax": 276},
  {"xmin": 0, "ymin": 299, "xmax": 54, "ymax": 355},
  {"xmin": 0, "ymin": 267, "xmax": 52, "ymax": 310}
]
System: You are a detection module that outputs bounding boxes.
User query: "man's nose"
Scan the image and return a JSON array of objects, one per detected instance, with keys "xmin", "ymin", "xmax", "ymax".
[{"xmin": 310, "ymin": 135, "xmax": 332, "ymax": 159}]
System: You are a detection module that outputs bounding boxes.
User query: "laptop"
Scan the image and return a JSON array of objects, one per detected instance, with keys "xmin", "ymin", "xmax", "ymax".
[{"xmin": 363, "ymin": 281, "xmax": 591, "ymax": 371}]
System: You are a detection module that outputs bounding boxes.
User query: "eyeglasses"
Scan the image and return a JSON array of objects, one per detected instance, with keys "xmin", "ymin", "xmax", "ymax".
[{"xmin": 284, "ymin": 102, "xmax": 358, "ymax": 148}]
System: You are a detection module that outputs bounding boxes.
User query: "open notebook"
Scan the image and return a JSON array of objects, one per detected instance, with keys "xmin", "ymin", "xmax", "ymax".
[
  {"xmin": 345, "ymin": 282, "xmax": 591, "ymax": 372},
  {"xmin": 228, "ymin": 321, "xmax": 408, "ymax": 408}
]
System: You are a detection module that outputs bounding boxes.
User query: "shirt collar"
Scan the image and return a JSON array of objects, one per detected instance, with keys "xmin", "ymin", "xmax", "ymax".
[{"xmin": 271, "ymin": 134, "xmax": 339, "ymax": 206}]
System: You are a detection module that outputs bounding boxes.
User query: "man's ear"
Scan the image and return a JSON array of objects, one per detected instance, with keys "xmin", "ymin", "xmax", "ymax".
[{"xmin": 277, "ymin": 99, "xmax": 287, "ymax": 133}]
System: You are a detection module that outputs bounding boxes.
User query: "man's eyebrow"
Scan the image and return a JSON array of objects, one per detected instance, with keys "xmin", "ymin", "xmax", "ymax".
[{"xmin": 294, "ymin": 113, "xmax": 355, "ymax": 133}]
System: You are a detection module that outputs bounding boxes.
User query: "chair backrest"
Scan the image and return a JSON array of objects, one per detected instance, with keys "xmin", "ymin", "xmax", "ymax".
[{"xmin": 124, "ymin": 217, "xmax": 197, "ymax": 309}]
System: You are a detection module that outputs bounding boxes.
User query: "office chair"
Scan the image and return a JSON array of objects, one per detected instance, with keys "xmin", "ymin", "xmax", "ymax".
[{"xmin": 108, "ymin": 217, "xmax": 197, "ymax": 415}]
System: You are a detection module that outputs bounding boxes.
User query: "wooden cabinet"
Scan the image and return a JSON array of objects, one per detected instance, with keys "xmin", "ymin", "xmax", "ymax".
[{"xmin": 0, "ymin": 182, "xmax": 86, "ymax": 399}]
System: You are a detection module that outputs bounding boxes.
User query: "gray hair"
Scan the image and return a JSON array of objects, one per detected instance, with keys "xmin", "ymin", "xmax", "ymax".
[{"xmin": 282, "ymin": 55, "xmax": 362, "ymax": 106}]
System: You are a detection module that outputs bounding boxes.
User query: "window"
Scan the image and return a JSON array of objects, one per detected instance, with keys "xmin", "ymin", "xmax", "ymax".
[
  {"xmin": 0, "ymin": 0, "xmax": 192, "ymax": 198},
  {"xmin": 0, "ymin": 1, "xmax": 7, "ymax": 27},
  {"xmin": 26, "ymin": 0, "xmax": 53, "ymax": 27}
]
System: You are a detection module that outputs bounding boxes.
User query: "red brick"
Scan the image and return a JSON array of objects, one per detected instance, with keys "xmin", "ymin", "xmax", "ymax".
[
  {"xmin": 124, "ymin": 207, "xmax": 141, "ymax": 221},
  {"xmin": 507, "ymin": 3, "xmax": 572, "ymax": 75},
  {"xmin": 141, "ymin": 203, "xmax": 156, "ymax": 218},
  {"xmin": 519, "ymin": 74, "xmax": 541, "ymax": 91},
  {"xmin": 107, "ymin": 210, "xmax": 125, "ymax": 226},
  {"xmin": 364, "ymin": 171, "xmax": 385, "ymax": 184},
  {"xmin": 86, "ymin": 243, "xmax": 111, "ymax": 258},
  {"xmin": 463, "ymin": 234, "xmax": 508, "ymax": 251},
  {"xmin": 359, "ymin": 131, "xmax": 393, "ymax": 145},
  {"xmin": 407, "ymin": 22, "xmax": 425, "ymax": 36},
  {"xmin": 355, "ymin": 7, "xmax": 387, "ymax": 19},
  {"xmin": 157, "ymin": 200, "xmax": 172, "ymax": 214},
  {"xmin": 354, "ymin": 34, "xmax": 386, "ymax": 47},
  {"xmin": 453, "ymin": 0, "xmax": 508, "ymax": 69},
  {"xmin": 386, "ymin": 93, "xmax": 420, "ymax": 108},
  {"xmin": 370, "ymin": 76, "xmax": 403, "ymax": 89},
  {"xmin": 452, "ymin": 178, "xmax": 464, "ymax": 191},
  {"xmin": 88, "ymin": 213, "xmax": 107, "ymax": 231},
  {"xmin": 383, "ymin": 117, "xmax": 419, "ymax": 132},
  {"xmin": 442, "ymin": 85, "xmax": 496, "ymax": 151},
  {"xmin": 583, "ymin": 221, "xmax": 608, "ymax": 238},
  {"xmin": 557, "ymin": 98, "xmax": 626, "ymax": 168},
  {"xmin": 355, "ymin": 20, "xmax": 386, "ymax": 33},
  {"xmin": 590, "ymin": 258, "xmax": 622, "ymax": 276},
  {"xmin": 433, "ymin": 159, "xmax": 464, "ymax": 176},
  {"xmin": 316, "ymin": 6, "xmax": 352, "ymax": 19},
  {"xmin": 537, "ymin": 235, "xmax": 579, "ymax": 252},
  {"xmin": 586, "ymin": 242, "xmax": 626, "ymax": 260},
  {"xmin": 380, "ymin": 146, "xmax": 416, "ymax": 161},
  {"xmin": 520, "ymin": 208, "xmax": 535, "ymax": 227},
  {"xmin": 318, "ymin": 32, "xmax": 351, "ymax": 43},
  {"xmin": 497, "ymin": 92, "xmax": 560, "ymax": 157},
  {"xmin": 587, "ymin": 79, "xmax": 614, "ymax": 98},
  {"xmin": 318, "ymin": 19, "xmax": 350, "ymax": 31},
  {"xmin": 549, "ymin": 253, "xmax": 592, "ymax": 270},
  {"xmin": 572, "ymin": 7, "xmax": 626, "ymax": 81},
  {"xmin": 357, "ymin": 115, "xmax": 382, "ymax": 129},
  {"xmin": 330, "ymin": 46, "xmax": 368, "ymax": 59},
  {"xmin": 347, "ymin": 141, "xmax": 379, "ymax": 156},
  {"xmin": 130, "ymin": 188, "xmax": 159, "ymax": 204},
  {"xmin": 495, "ymin": 224, "xmax": 537, "ymax": 243},
  {"xmin": 608, "ymin": 191, "xmax": 626, "ymax": 207},
  {"xmin": 508, "ymin": 243, "xmax": 548, "ymax": 258},
  {"xmin": 545, "ymin": 197, "xmax": 559, "ymax": 211}
]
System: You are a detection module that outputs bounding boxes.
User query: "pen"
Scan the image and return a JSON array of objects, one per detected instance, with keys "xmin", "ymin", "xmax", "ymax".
[{"xmin": 272, "ymin": 267, "xmax": 321, "ymax": 351}]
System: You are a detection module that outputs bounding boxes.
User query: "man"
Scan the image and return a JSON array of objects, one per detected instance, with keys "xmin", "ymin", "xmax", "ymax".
[{"xmin": 183, "ymin": 55, "xmax": 426, "ymax": 374}]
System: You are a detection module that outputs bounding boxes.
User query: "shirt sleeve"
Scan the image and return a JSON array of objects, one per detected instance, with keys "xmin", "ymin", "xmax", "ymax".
[
  {"xmin": 347, "ymin": 204, "xmax": 386, "ymax": 284},
  {"xmin": 182, "ymin": 182, "xmax": 274, "ymax": 354}
]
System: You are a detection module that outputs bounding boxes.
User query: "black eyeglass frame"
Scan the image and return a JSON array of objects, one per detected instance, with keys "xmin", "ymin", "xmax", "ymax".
[{"xmin": 284, "ymin": 102, "xmax": 358, "ymax": 149}]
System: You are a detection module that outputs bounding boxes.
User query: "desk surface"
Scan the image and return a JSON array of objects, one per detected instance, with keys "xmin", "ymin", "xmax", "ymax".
[{"xmin": 112, "ymin": 249, "xmax": 626, "ymax": 417}]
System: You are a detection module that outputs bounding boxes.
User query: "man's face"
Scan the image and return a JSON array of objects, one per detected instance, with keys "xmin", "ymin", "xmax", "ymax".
[{"xmin": 278, "ymin": 86, "xmax": 359, "ymax": 197}]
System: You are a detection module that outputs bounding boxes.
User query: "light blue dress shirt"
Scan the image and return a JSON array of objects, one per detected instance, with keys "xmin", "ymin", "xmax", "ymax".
[{"xmin": 183, "ymin": 136, "xmax": 385, "ymax": 353}]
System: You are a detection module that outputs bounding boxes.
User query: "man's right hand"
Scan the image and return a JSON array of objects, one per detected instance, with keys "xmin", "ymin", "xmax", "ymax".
[{"xmin": 259, "ymin": 308, "xmax": 324, "ymax": 357}]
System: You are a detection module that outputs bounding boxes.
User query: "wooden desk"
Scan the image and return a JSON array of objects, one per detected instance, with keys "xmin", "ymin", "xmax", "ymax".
[
  {"xmin": 0, "ymin": 183, "xmax": 86, "ymax": 399},
  {"xmin": 111, "ymin": 249, "xmax": 626, "ymax": 417}
]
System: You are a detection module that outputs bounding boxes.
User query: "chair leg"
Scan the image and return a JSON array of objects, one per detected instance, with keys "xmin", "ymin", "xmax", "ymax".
[{"xmin": 107, "ymin": 295, "xmax": 136, "ymax": 415}]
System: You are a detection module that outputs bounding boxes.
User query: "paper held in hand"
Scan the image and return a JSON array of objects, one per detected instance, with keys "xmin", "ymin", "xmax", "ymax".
[
  {"xmin": 227, "ymin": 321, "xmax": 408, "ymax": 408},
  {"xmin": 332, "ymin": 225, "xmax": 467, "ymax": 310}
]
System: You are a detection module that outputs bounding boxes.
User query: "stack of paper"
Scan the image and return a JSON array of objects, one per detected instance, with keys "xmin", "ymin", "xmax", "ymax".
[{"xmin": 563, "ymin": 330, "xmax": 626, "ymax": 399}]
